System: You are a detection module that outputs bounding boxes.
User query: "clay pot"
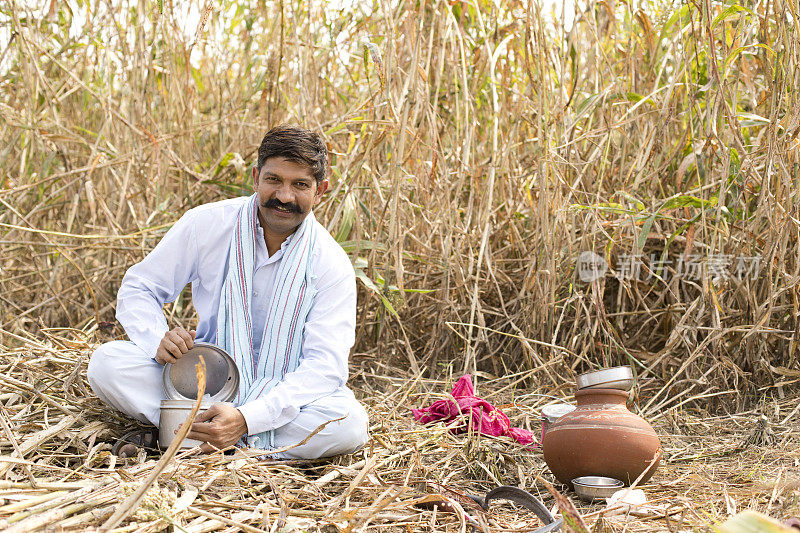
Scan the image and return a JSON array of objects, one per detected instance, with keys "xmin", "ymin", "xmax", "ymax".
[{"xmin": 542, "ymin": 388, "xmax": 661, "ymax": 486}]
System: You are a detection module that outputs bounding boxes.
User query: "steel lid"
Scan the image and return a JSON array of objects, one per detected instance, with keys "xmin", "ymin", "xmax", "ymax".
[
  {"xmin": 576, "ymin": 365, "xmax": 634, "ymax": 390},
  {"xmin": 162, "ymin": 342, "xmax": 239, "ymax": 402}
]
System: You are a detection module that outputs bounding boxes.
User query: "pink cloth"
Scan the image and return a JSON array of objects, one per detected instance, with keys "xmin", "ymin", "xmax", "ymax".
[{"xmin": 412, "ymin": 375, "xmax": 537, "ymax": 445}]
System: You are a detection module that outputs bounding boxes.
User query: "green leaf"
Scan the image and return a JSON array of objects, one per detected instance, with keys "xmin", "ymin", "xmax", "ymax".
[
  {"xmin": 191, "ymin": 66, "xmax": 204, "ymax": 92},
  {"xmin": 636, "ymin": 213, "xmax": 657, "ymax": 253},
  {"xmin": 634, "ymin": 195, "xmax": 717, "ymax": 252},
  {"xmin": 663, "ymin": 211, "xmax": 703, "ymax": 249},
  {"xmin": 214, "ymin": 152, "xmax": 245, "ymax": 176},
  {"xmin": 339, "ymin": 240, "xmax": 387, "ymax": 254},
  {"xmin": 229, "ymin": 4, "xmax": 245, "ymax": 30},
  {"xmin": 730, "ymin": 147, "xmax": 741, "ymax": 169},
  {"xmin": 323, "ymin": 123, "xmax": 347, "ymax": 136},
  {"xmin": 218, "ymin": 152, "xmax": 234, "ymax": 168},
  {"xmin": 722, "ymin": 44, "xmax": 771, "ymax": 76},
  {"xmin": 569, "ymin": 202, "xmax": 637, "ymax": 216},
  {"xmin": 716, "ymin": 510, "xmax": 795, "ymax": 532},
  {"xmin": 711, "ymin": 5, "xmax": 754, "ymax": 29},
  {"xmin": 398, "ymin": 288, "xmax": 434, "ymax": 294},
  {"xmin": 617, "ymin": 192, "xmax": 646, "ymax": 211},
  {"xmin": 621, "ymin": 91, "xmax": 657, "ymax": 109},
  {"xmin": 334, "ymin": 194, "xmax": 356, "ymax": 242},
  {"xmin": 663, "ymin": 4, "xmax": 694, "ymax": 32},
  {"xmin": 737, "ymin": 112, "xmax": 770, "ymax": 128},
  {"xmin": 661, "ymin": 195, "xmax": 716, "ymax": 210},
  {"xmin": 354, "ymin": 267, "xmax": 378, "ymax": 291},
  {"xmin": 573, "ymin": 92, "xmax": 604, "ymax": 122},
  {"xmin": 354, "ymin": 268, "xmax": 398, "ymax": 317},
  {"xmin": 753, "ymin": 43, "xmax": 777, "ymax": 56}
]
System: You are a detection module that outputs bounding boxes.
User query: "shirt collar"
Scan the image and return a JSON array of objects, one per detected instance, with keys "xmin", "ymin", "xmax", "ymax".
[{"xmin": 254, "ymin": 222, "xmax": 295, "ymax": 268}]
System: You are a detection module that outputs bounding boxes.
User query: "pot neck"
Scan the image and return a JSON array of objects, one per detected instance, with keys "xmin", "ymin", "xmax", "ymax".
[{"xmin": 574, "ymin": 388, "xmax": 629, "ymax": 406}]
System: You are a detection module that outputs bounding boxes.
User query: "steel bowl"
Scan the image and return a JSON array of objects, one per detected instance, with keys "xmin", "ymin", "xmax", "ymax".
[
  {"xmin": 540, "ymin": 403, "xmax": 576, "ymax": 424},
  {"xmin": 163, "ymin": 342, "xmax": 239, "ymax": 402},
  {"xmin": 541, "ymin": 403, "xmax": 577, "ymax": 436},
  {"xmin": 572, "ymin": 476, "xmax": 625, "ymax": 502},
  {"xmin": 576, "ymin": 366, "xmax": 634, "ymax": 391},
  {"xmin": 159, "ymin": 399, "xmax": 218, "ymax": 449}
]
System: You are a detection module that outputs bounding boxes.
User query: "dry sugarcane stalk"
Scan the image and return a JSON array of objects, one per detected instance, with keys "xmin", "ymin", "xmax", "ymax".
[
  {"xmin": 4, "ymin": 496, "xmax": 115, "ymax": 533},
  {"xmin": 1, "ymin": 0, "xmax": 798, "ymax": 404},
  {"xmin": 100, "ymin": 357, "xmax": 208, "ymax": 531},
  {"xmin": 56, "ymin": 503, "xmax": 115, "ymax": 529},
  {"xmin": 0, "ymin": 417, "xmax": 77, "ymax": 477},
  {"xmin": 0, "ymin": 491, "xmax": 67, "ymax": 518},
  {"xmin": 0, "ymin": 404, "xmax": 37, "ymax": 486},
  {"xmin": 323, "ymin": 456, "xmax": 377, "ymax": 514},
  {"xmin": 185, "ymin": 506, "xmax": 269, "ymax": 533},
  {"xmin": 0, "ymin": 481, "xmax": 101, "ymax": 491},
  {"xmin": 2, "ymin": 484, "xmax": 105, "ymax": 526}
]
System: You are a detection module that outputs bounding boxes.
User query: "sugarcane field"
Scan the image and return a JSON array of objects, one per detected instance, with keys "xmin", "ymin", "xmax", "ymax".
[{"xmin": 1, "ymin": 0, "xmax": 799, "ymax": 531}]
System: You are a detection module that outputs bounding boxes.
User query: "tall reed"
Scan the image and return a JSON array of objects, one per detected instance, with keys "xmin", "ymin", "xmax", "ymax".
[{"xmin": 1, "ymin": 0, "xmax": 798, "ymax": 407}]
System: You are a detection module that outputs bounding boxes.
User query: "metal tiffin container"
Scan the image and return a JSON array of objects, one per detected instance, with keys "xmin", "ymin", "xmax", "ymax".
[{"xmin": 159, "ymin": 342, "xmax": 239, "ymax": 448}]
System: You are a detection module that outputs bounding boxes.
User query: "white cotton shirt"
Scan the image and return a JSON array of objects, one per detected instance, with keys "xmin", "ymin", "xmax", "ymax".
[{"xmin": 115, "ymin": 196, "xmax": 357, "ymax": 436}]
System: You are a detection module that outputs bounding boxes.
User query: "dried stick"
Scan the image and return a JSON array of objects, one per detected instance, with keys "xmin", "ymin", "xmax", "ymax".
[
  {"xmin": 0, "ymin": 403, "xmax": 37, "ymax": 486},
  {"xmin": 100, "ymin": 357, "xmax": 208, "ymax": 531}
]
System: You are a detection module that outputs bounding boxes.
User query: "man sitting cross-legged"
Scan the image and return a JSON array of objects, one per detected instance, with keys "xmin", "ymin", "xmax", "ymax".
[{"xmin": 88, "ymin": 126, "xmax": 369, "ymax": 458}]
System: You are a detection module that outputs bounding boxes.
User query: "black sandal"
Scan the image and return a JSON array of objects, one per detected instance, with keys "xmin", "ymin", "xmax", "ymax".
[{"xmin": 112, "ymin": 427, "xmax": 160, "ymax": 458}]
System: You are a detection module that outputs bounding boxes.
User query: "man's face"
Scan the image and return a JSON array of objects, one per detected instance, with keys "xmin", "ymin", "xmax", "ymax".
[{"xmin": 252, "ymin": 157, "xmax": 328, "ymax": 238}]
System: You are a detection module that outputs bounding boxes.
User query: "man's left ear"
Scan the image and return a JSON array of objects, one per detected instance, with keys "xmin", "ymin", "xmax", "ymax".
[{"xmin": 314, "ymin": 179, "xmax": 329, "ymax": 202}]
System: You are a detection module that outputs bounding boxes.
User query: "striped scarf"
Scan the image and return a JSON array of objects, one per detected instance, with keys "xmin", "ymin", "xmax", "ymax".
[{"xmin": 216, "ymin": 194, "xmax": 317, "ymax": 449}]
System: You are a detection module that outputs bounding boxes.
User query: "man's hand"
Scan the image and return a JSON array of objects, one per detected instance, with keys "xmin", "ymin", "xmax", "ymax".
[
  {"xmin": 155, "ymin": 326, "xmax": 196, "ymax": 365},
  {"xmin": 187, "ymin": 403, "xmax": 248, "ymax": 453}
]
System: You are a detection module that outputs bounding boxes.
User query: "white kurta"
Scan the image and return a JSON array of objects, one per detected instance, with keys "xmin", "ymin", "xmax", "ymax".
[{"xmin": 112, "ymin": 196, "xmax": 357, "ymax": 437}]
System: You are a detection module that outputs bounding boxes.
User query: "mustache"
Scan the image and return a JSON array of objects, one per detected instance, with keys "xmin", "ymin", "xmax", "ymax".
[{"xmin": 262, "ymin": 198, "xmax": 301, "ymax": 213}]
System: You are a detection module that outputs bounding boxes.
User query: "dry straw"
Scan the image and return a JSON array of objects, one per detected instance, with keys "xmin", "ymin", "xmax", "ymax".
[
  {"xmin": 1, "ymin": 0, "xmax": 800, "ymax": 529},
  {"xmin": 0, "ymin": 331, "xmax": 797, "ymax": 531}
]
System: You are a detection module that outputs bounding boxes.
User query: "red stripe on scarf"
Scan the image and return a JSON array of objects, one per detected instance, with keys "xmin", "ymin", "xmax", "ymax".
[
  {"xmin": 235, "ymin": 213, "xmax": 255, "ymax": 375},
  {"xmin": 267, "ymin": 238, "xmax": 310, "ymax": 382}
]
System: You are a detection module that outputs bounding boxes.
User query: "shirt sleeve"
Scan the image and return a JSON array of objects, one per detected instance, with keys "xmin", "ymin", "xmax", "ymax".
[
  {"xmin": 236, "ymin": 253, "xmax": 356, "ymax": 435},
  {"xmin": 116, "ymin": 210, "xmax": 200, "ymax": 359}
]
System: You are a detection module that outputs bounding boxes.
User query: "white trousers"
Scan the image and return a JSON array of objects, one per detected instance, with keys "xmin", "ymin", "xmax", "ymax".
[{"xmin": 87, "ymin": 340, "xmax": 369, "ymax": 459}]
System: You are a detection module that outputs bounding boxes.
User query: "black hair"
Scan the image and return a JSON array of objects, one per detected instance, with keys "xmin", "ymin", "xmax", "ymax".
[{"xmin": 256, "ymin": 126, "xmax": 328, "ymax": 183}]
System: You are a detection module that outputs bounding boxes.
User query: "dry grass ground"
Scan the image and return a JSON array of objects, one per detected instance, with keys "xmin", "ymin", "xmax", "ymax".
[{"xmin": 0, "ymin": 331, "xmax": 798, "ymax": 532}]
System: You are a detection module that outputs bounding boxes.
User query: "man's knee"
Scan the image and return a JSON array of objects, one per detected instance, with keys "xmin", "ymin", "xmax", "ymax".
[
  {"xmin": 87, "ymin": 340, "xmax": 143, "ymax": 391},
  {"xmin": 318, "ymin": 401, "xmax": 370, "ymax": 457},
  {"xmin": 278, "ymin": 396, "xmax": 369, "ymax": 459},
  {"xmin": 87, "ymin": 342, "xmax": 113, "ymax": 390},
  {"xmin": 337, "ymin": 404, "xmax": 369, "ymax": 453},
  {"xmin": 86, "ymin": 341, "xmax": 164, "ymax": 426}
]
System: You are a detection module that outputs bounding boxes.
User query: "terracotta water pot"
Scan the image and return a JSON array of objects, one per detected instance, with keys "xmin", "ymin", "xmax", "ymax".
[{"xmin": 542, "ymin": 388, "xmax": 661, "ymax": 486}]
